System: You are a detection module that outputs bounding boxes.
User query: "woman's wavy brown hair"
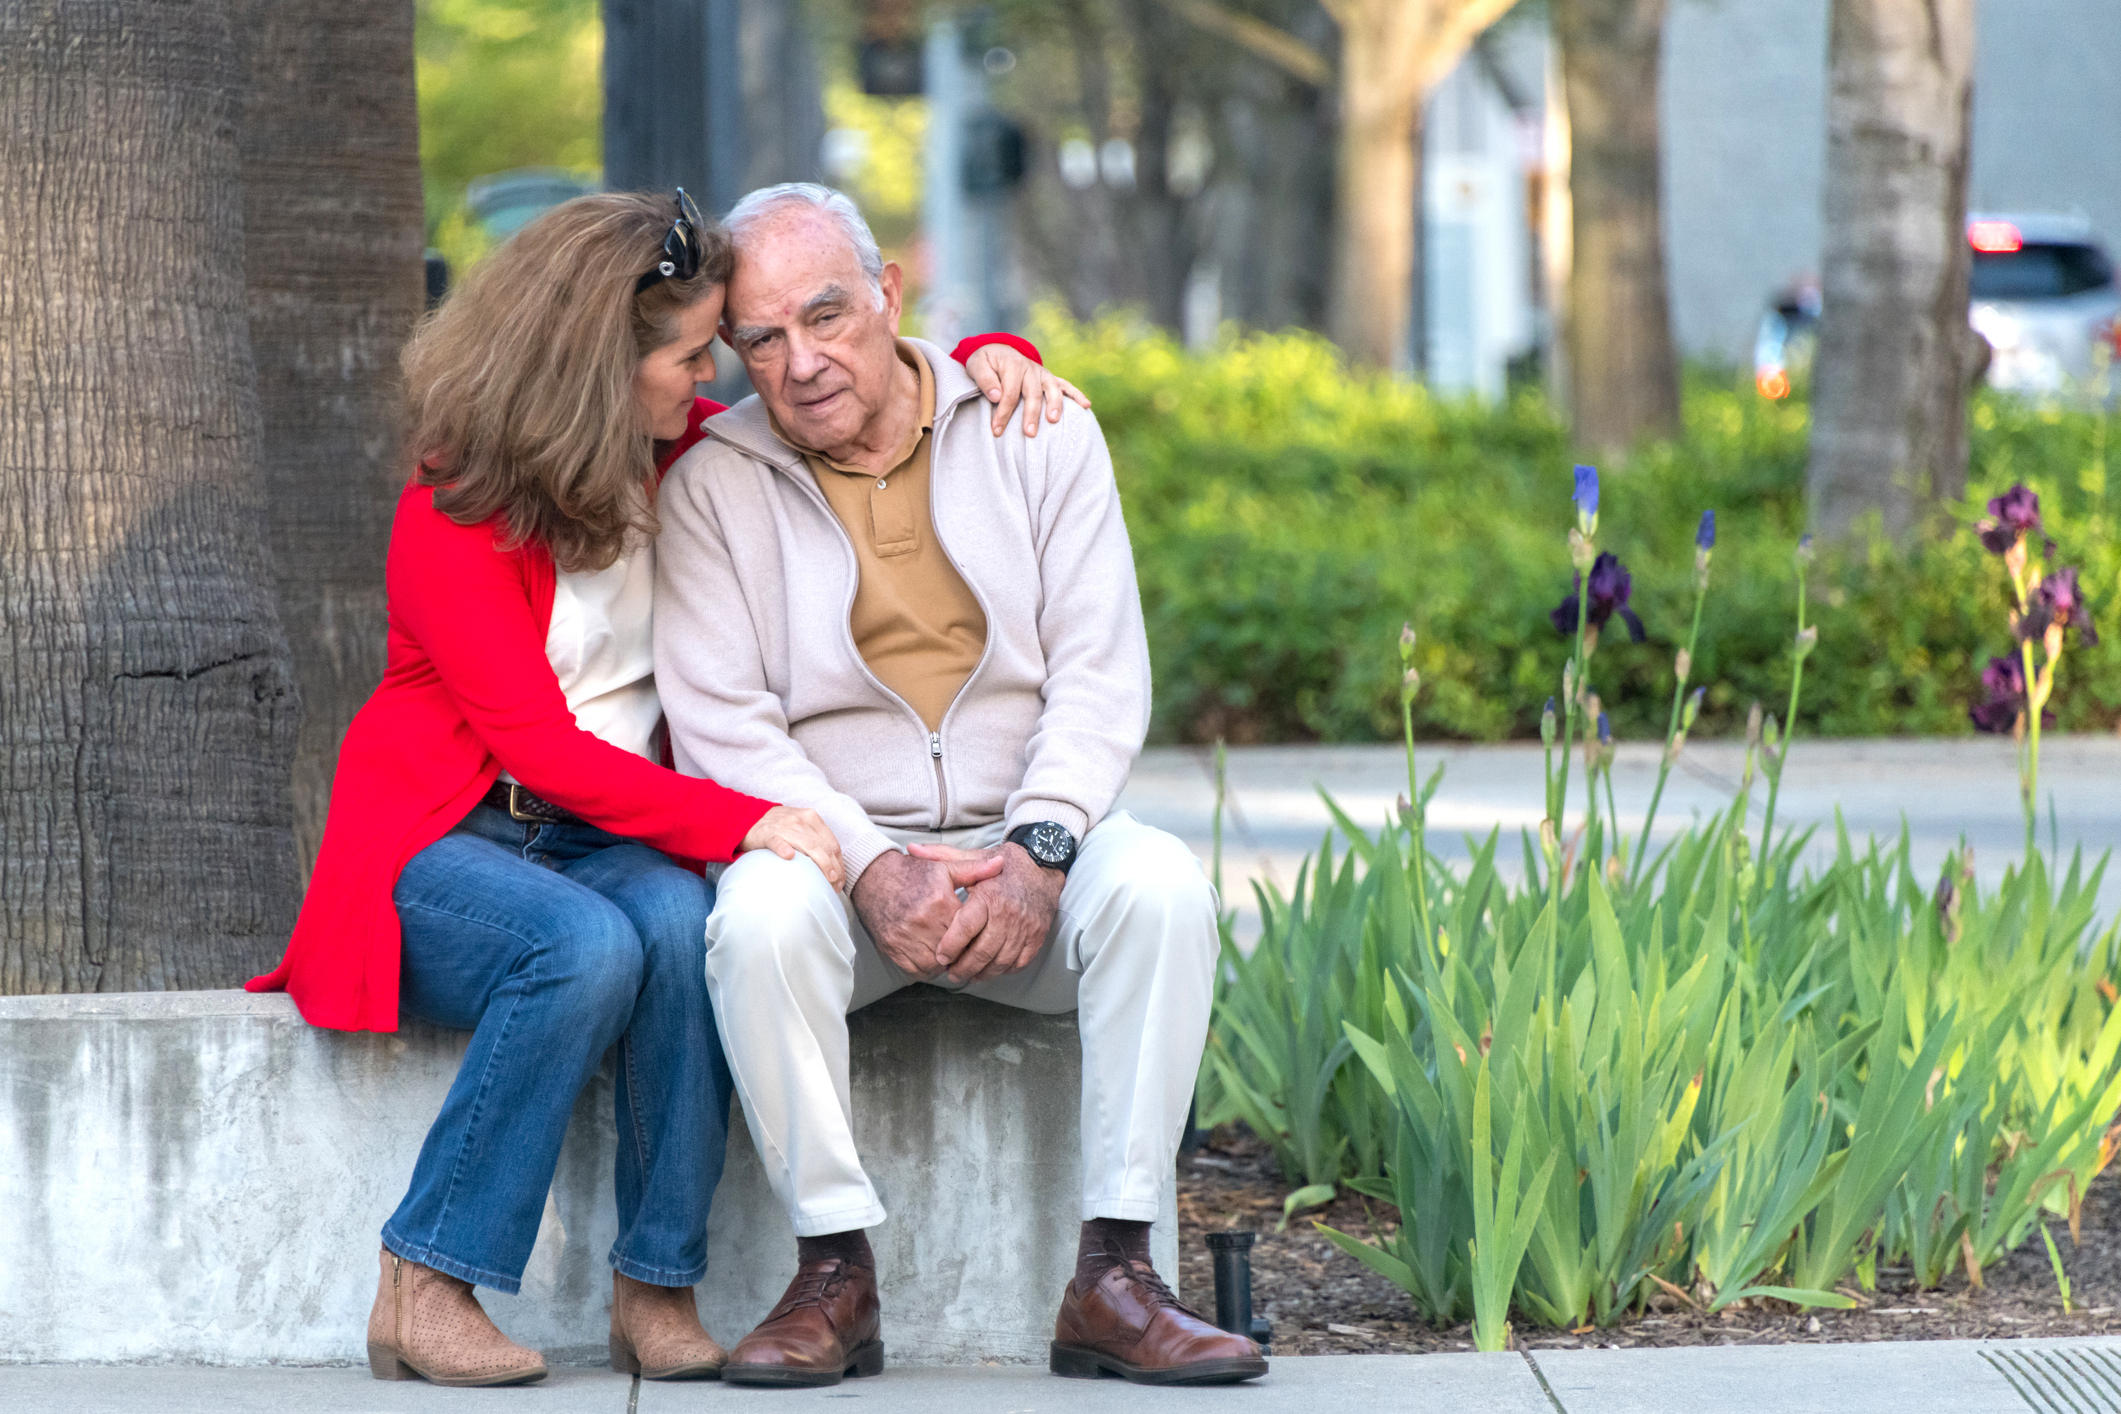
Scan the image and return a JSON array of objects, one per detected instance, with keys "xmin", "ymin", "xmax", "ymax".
[{"xmin": 401, "ymin": 191, "xmax": 734, "ymax": 572}]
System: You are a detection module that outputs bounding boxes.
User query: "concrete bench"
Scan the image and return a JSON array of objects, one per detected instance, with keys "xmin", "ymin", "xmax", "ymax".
[{"xmin": 0, "ymin": 987, "xmax": 1176, "ymax": 1366}]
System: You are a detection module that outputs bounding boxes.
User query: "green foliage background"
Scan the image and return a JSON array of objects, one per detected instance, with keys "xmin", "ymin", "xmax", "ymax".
[
  {"xmin": 1032, "ymin": 312, "xmax": 2121, "ymax": 744},
  {"xmin": 415, "ymin": 0, "xmax": 603, "ymax": 273},
  {"xmin": 403, "ymin": 3, "xmax": 2121, "ymax": 748}
]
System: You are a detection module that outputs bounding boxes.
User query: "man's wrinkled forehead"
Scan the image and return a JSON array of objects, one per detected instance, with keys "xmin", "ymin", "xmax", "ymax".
[
  {"xmin": 729, "ymin": 284, "xmax": 868, "ymax": 352},
  {"xmin": 724, "ymin": 207, "xmax": 865, "ymax": 328}
]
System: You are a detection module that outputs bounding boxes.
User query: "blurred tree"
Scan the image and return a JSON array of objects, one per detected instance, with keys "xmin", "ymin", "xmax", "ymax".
[
  {"xmin": 1, "ymin": 0, "xmax": 301, "ymax": 992},
  {"xmin": 1164, "ymin": 0, "xmax": 1520, "ymax": 369},
  {"xmin": 1807, "ymin": 0, "xmax": 1979, "ymax": 542},
  {"xmin": 239, "ymin": 0, "xmax": 427, "ymax": 880},
  {"xmin": 1551, "ymin": 0, "xmax": 1680, "ymax": 452},
  {"xmin": 996, "ymin": 0, "xmax": 1221, "ymax": 333}
]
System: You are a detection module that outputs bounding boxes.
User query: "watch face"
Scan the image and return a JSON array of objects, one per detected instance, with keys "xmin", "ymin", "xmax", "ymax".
[{"xmin": 1026, "ymin": 821, "xmax": 1073, "ymax": 865}]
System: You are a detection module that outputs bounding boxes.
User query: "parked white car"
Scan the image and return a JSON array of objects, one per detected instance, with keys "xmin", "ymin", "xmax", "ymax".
[
  {"xmin": 1754, "ymin": 214, "xmax": 2121, "ymax": 402},
  {"xmin": 1967, "ymin": 213, "xmax": 2121, "ymax": 398}
]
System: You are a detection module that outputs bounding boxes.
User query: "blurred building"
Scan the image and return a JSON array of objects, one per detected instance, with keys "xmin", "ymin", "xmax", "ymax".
[
  {"xmin": 1662, "ymin": 0, "xmax": 2121, "ymax": 364},
  {"xmin": 1420, "ymin": 24, "xmax": 1546, "ymax": 400}
]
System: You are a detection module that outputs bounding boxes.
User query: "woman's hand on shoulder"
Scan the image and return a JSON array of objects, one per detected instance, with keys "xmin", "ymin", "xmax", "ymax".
[
  {"xmin": 740, "ymin": 805, "xmax": 845, "ymax": 889},
  {"xmin": 963, "ymin": 344, "xmax": 1092, "ymax": 439}
]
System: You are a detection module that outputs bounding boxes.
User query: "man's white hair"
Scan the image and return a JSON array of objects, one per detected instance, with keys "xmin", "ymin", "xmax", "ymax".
[{"xmin": 724, "ymin": 183, "xmax": 886, "ymax": 311}]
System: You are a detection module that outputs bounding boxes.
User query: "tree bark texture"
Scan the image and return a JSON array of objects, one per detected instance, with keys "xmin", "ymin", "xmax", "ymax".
[
  {"xmin": 237, "ymin": 0, "xmax": 424, "ymax": 880},
  {"xmin": 1553, "ymin": 0, "xmax": 1681, "ymax": 452},
  {"xmin": 1808, "ymin": 0, "xmax": 1978, "ymax": 542},
  {"xmin": 0, "ymin": 0, "xmax": 301, "ymax": 993},
  {"xmin": 1322, "ymin": 0, "xmax": 1520, "ymax": 369}
]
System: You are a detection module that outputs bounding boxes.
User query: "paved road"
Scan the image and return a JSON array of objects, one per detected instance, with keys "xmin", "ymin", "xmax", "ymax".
[
  {"xmin": 1114, "ymin": 735, "xmax": 2121, "ymax": 943},
  {"xmin": 8, "ymin": 1338, "xmax": 2114, "ymax": 1411}
]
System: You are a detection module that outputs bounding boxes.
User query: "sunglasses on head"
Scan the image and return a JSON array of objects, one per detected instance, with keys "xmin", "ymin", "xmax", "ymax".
[{"xmin": 635, "ymin": 188, "xmax": 705, "ymax": 293}]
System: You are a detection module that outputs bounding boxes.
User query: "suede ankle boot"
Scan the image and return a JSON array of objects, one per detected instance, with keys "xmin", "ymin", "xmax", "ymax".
[
  {"xmin": 365, "ymin": 1247, "xmax": 548, "ymax": 1387},
  {"xmin": 610, "ymin": 1271, "xmax": 727, "ymax": 1380}
]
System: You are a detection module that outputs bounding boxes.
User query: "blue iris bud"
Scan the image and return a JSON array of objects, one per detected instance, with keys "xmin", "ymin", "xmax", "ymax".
[
  {"xmin": 1696, "ymin": 510, "xmax": 1716, "ymax": 551},
  {"xmin": 1573, "ymin": 464, "xmax": 1599, "ymax": 517},
  {"xmin": 1597, "ymin": 712, "xmax": 1612, "ymax": 745}
]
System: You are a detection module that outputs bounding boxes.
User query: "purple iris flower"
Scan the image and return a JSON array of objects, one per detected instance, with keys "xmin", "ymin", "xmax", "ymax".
[
  {"xmin": 1696, "ymin": 510, "xmax": 1716, "ymax": 551},
  {"xmin": 1983, "ymin": 653, "xmax": 2026, "ymax": 700},
  {"xmin": 1970, "ymin": 653, "xmax": 2052, "ymax": 733},
  {"xmin": 1573, "ymin": 464, "xmax": 1599, "ymax": 519},
  {"xmin": 1550, "ymin": 552, "xmax": 1647, "ymax": 642},
  {"xmin": 2031, "ymin": 566, "xmax": 2100, "ymax": 647},
  {"xmin": 1978, "ymin": 484, "xmax": 2042, "ymax": 554}
]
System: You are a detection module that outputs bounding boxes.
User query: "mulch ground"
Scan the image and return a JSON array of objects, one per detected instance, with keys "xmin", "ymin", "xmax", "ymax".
[{"xmin": 1176, "ymin": 1125, "xmax": 2121, "ymax": 1354}]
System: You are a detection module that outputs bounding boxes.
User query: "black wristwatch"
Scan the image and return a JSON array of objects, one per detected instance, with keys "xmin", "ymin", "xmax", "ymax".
[{"xmin": 1005, "ymin": 821, "xmax": 1078, "ymax": 874}]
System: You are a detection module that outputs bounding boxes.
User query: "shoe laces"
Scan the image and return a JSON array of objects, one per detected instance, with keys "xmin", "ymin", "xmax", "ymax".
[
  {"xmin": 785, "ymin": 1259, "xmax": 857, "ymax": 1312},
  {"xmin": 1099, "ymin": 1243, "xmax": 1184, "ymax": 1313}
]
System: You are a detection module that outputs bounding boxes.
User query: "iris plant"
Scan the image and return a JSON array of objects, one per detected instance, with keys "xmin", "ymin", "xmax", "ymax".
[
  {"xmin": 1757, "ymin": 535, "xmax": 1817, "ymax": 858},
  {"xmin": 1970, "ymin": 483, "xmax": 2099, "ymax": 855},
  {"xmin": 1632, "ymin": 511, "xmax": 1716, "ymax": 883},
  {"xmin": 1545, "ymin": 466, "xmax": 1621, "ymax": 885},
  {"xmin": 1397, "ymin": 622, "xmax": 1433, "ymax": 944}
]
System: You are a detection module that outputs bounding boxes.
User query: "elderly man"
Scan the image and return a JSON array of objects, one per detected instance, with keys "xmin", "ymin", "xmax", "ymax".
[{"xmin": 652, "ymin": 184, "xmax": 1263, "ymax": 1389}]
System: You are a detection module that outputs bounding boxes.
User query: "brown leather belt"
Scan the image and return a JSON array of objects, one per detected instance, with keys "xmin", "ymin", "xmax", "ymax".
[{"xmin": 482, "ymin": 781, "xmax": 586, "ymax": 827}]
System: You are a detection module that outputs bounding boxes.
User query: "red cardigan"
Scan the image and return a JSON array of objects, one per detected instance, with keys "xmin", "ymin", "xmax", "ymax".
[{"xmin": 248, "ymin": 335, "xmax": 1041, "ymax": 1032}]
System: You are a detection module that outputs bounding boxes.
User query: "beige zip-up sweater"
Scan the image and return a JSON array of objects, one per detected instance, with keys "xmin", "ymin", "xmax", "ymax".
[{"xmin": 652, "ymin": 338, "xmax": 1152, "ymax": 887}]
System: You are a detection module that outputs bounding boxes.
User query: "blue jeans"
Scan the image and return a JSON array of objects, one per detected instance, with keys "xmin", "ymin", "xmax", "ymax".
[{"xmin": 380, "ymin": 803, "xmax": 732, "ymax": 1293}]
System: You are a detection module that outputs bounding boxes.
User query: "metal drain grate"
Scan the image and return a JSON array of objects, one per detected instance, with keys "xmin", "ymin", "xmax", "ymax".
[{"xmin": 1986, "ymin": 1345, "xmax": 2121, "ymax": 1413}]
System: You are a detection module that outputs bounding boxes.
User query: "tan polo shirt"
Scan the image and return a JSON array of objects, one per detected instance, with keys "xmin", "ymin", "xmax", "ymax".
[{"xmin": 774, "ymin": 342, "xmax": 988, "ymax": 731}]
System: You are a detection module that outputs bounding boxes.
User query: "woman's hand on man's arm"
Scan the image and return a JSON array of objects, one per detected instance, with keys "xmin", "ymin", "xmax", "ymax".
[
  {"xmin": 740, "ymin": 805, "xmax": 846, "ymax": 889},
  {"xmin": 961, "ymin": 342, "xmax": 1092, "ymax": 439}
]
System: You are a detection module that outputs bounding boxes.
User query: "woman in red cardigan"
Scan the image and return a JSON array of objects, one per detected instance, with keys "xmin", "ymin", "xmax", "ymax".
[{"xmin": 246, "ymin": 190, "xmax": 1071, "ymax": 1388}]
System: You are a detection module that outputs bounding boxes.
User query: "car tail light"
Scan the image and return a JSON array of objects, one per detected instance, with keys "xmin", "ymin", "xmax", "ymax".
[
  {"xmin": 1969, "ymin": 220, "xmax": 2023, "ymax": 253},
  {"xmin": 2098, "ymin": 318, "xmax": 2121, "ymax": 360},
  {"xmin": 1756, "ymin": 369, "xmax": 1791, "ymax": 400}
]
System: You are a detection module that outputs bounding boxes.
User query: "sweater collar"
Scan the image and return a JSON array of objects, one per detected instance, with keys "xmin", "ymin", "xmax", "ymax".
[{"xmin": 705, "ymin": 336, "xmax": 983, "ymax": 470}]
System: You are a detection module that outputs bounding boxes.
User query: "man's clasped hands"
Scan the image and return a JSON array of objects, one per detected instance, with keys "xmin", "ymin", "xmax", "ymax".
[{"xmin": 853, "ymin": 842, "xmax": 1068, "ymax": 987}]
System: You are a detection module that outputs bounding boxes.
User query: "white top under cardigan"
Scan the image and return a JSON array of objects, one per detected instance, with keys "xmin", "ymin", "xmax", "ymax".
[{"xmin": 499, "ymin": 539, "xmax": 661, "ymax": 786}]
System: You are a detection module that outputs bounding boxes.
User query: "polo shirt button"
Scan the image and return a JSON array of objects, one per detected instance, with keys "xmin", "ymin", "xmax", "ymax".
[{"xmin": 877, "ymin": 479, "xmax": 888, "ymax": 489}]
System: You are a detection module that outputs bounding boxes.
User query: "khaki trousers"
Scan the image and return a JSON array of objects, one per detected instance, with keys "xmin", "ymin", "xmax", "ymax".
[{"xmin": 702, "ymin": 811, "xmax": 1217, "ymax": 1236}]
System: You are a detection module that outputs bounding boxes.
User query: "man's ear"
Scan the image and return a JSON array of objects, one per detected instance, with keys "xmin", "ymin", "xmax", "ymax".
[{"xmin": 880, "ymin": 261, "xmax": 905, "ymax": 331}]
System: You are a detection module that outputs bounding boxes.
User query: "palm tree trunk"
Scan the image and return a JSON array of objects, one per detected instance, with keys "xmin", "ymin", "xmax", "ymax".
[
  {"xmin": 1329, "ymin": 37, "xmax": 1423, "ymax": 369},
  {"xmin": 0, "ymin": 0, "xmax": 301, "ymax": 993},
  {"xmin": 237, "ymin": 0, "xmax": 425, "ymax": 880},
  {"xmin": 1807, "ymin": 0, "xmax": 1978, "ymax": 542},
  {"xmin": 1553, "ymin": 0, "xmax": 1681, "ymax": 452},
  {"xmin": 1323, "ymin": 0, "xmax": 1523, "ymax": 370}
]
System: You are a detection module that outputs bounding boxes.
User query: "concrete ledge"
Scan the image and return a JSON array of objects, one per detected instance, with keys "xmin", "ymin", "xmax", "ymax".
[{"xmin": 0, "ymin": 987, "xmax": 1175, "ymax": 1366}]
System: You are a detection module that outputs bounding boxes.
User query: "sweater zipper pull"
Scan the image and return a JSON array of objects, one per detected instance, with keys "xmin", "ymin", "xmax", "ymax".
[{"xmin": 929, "ymin": 732, "xmax": 947, "ymax": 830}]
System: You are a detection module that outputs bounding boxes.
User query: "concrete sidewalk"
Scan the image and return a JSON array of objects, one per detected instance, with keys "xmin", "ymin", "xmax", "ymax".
[
  {"xmin": 7, "ymin": 1338, "xmax": 2115, "ymax": 1411},
  {"xmin": 1115, "ymin": 736, "xmax": 2121, "ymax": 943}
]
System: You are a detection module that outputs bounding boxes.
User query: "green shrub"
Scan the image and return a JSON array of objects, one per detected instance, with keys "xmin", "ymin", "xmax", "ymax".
[{"xmin": 1039, "ymin": 311, "xmax": 2121, "ymax": 742}]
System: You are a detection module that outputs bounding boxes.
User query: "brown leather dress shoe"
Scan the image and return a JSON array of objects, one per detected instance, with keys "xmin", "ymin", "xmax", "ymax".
[
  {"xmin": 1052, "ymin": 1259, "xmax": 1269, "ymax": 1385},
  {"xmin": 721, "ymin": 1256, "xmax": 883, "ymax": 1387}
]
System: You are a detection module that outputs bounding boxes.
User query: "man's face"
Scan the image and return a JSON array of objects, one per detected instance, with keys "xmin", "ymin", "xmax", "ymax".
[{"xmin": 722, "ymin": 206, "xmax": 905, "ymax": 453}]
